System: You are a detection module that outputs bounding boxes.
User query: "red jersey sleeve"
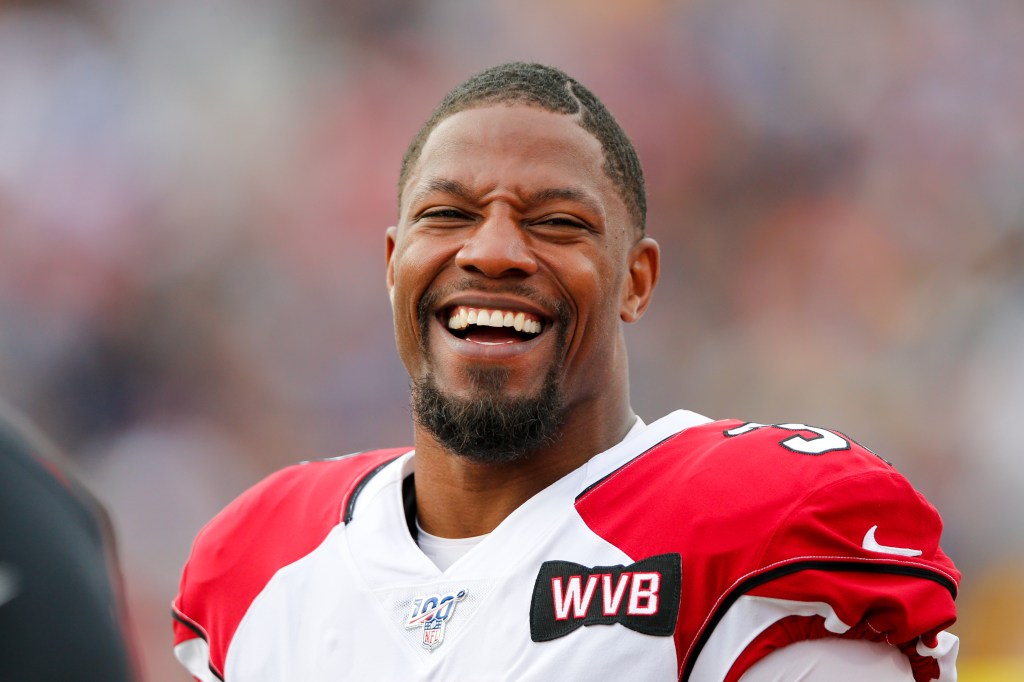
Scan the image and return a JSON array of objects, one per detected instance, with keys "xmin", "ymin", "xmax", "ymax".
[
  {"xmin": 722, "ymin": 464, "xmax": 959, "ymax": 682},
  {"xmin": 575, "ymin": 420, "xmax": 959, "ymax": 682}
]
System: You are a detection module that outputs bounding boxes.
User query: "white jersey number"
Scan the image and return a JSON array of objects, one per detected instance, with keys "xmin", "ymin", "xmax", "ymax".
[{"xmin": 724, "ymin": 422, "xmax": 851, "ymax": 455}]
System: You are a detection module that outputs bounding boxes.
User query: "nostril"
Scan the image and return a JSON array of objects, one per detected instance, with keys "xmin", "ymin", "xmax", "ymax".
[
  {"xmin": 455, "ymin": 247, "xmax": 538, "ymax": 278},
  {"xmin": 453, "ymin": 222, "xmax": 538, "ymax": 278}
]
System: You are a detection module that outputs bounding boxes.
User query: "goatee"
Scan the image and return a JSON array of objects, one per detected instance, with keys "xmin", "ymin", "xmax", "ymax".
[{"xmin": 411, "ymin": 364, "xmax": 565, "ymax": 463}]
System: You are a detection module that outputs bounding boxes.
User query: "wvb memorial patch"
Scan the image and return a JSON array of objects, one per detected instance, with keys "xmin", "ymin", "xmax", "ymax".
[{"xmin": 529, "ymin": 554, "xmax": 681, "ymax": 641}]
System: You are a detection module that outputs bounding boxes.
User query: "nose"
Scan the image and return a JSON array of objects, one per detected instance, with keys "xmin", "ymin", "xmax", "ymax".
[{"xmin": 454, "ymin": 212, "xmax": 538, "ymax": 278}]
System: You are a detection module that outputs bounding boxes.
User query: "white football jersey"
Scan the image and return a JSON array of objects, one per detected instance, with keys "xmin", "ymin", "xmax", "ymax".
[{"xmin": 173, "ymin": 411, "xmax": 959, "ymax": 681}]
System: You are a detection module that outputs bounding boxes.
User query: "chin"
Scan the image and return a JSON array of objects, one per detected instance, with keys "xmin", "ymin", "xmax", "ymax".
[{"xmin": 411, "ymin": 366, "xmax": 565, "ymax": 463}]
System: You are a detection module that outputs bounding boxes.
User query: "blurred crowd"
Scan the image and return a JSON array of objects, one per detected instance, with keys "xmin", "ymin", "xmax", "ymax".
[{"xmin": 1, "ymin": 0, "xmax": 1022, "ymax": 678}]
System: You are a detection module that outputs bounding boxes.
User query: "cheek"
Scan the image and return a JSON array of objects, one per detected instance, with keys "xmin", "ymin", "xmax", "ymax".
[
  {"xmin": 390, "ymin": 237, "xmax": 456, "ymax": 353},
  {"xmin": 396, "ymin": 234, "xmax": 457, "ymax": 277},
  {"xmin": 565, "ymin": 253, "xmax": 623, "ymax": 316},
  {"xmin": 545, "ymin": 252, "xmax": 622, "ymax": 361},
  {"xmin": 392, "ymin": 237, "xmax": 437, "ymax": 295},
  {"xmin": 389, "ymin": 246, "xmax": 427, "ymax": 349}
]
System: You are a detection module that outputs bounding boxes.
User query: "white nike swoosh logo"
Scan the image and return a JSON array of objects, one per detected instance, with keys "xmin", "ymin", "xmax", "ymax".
[
  {"xmin": 862, "ymin": 525, "xmax": 922, "ymax": 557},
  {"xmin": 0, "ymin": 563, "xmax": 22, "ymax": 608}
]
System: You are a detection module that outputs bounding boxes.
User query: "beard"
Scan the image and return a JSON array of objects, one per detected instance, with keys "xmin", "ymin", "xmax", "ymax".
[
  {"xmin": 411, "ymin": 363, "xmax": 566, "ymax": 464},
  {"xmin": 411, "ymin": 282, "xmax": 569, "ymax": 464}
]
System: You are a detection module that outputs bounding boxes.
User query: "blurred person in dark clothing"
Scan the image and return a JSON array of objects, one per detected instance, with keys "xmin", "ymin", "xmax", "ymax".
[{"xmin": 0, "ymin": 400, "xmax": 138, "ymax": 681}]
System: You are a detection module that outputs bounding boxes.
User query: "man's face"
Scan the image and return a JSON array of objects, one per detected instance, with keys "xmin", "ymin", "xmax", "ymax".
[{"xmin": 387, "ymin": 105, "xmax": 651, "ymax": 460}]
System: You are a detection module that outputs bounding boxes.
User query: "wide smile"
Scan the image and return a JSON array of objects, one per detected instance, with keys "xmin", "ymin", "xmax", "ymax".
[
  {"xmin": 429, "ymin": 297, "xmax": 557, "ymax": 361},
  {"xmin": 444, "ymin": 305, "xmax": 544, "ymax": 343}
]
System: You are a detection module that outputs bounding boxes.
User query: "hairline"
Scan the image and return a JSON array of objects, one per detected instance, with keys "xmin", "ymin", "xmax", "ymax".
[{"xmin": 400, "ymin": 100, "xmax": 645, "ymax": 236}]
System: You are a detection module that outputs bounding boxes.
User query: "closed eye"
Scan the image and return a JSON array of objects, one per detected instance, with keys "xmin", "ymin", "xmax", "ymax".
[
  {"xmin": 530, "ymin": 215, "xmax": 594, "ymax": 234},
  {"xmin": 538, "ymin": 217, "xmax": 583, "ymax": 226},
  {"xmin": 417, "ymin": 207, "xmax": 472, "ymax": 221}
]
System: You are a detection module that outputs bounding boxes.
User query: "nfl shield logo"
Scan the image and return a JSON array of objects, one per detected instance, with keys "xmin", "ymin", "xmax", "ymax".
[
  {"xmin": 405, "ymin": 589, "xmax": 467, "ymax": 650},
  {"xmin": 423, "ymin": 621, "xmax": 443, "ymax": 648}
]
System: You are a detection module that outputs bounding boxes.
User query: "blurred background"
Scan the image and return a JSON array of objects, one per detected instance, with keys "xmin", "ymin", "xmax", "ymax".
[{"xmin": 1, "ymin": 0, "xmax": 1021, "ymax": 679}]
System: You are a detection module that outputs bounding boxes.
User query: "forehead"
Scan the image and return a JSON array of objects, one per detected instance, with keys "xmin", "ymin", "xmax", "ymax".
[{"xmin": 402, "ymin": 105, "xmax": 618, "ymax": 212}]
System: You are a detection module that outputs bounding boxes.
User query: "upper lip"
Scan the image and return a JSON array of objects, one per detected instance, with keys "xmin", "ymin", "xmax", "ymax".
[{"xmin": 433, "ymin": 293, "xmax": 553, "ymax": 323}]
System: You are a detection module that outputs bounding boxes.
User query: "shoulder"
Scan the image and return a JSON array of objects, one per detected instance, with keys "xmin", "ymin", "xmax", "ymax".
[
  {"xmin": 580, "ymin": 419, "xmax": 954, "ymax": 568},
  {"xmin": 172, "ymin": 448, "xmax": 408, "ymax": 678},
  {"xmin": 179, "ymin": 448, "xmax": 408, "ymax": 590},
  {"xmin": 579, "ymin": 419, "xmax": 906, "ymax": 533},
  {"xmin": 652, "ymin": 420, "xmax": 952, "ymax": 566},
  {"xmin": 653, "ymin": 418, "xmax": 896, "ymax": 488},
  {"xmin": 191, "ymin": 448, "xmax": 408, "ymax": 550}
]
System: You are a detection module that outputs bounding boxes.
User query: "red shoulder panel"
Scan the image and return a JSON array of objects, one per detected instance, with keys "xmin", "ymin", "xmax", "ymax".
[
  {"xmin": 575, "ymin": 420, "xmax": 958, "ymax": 680},
  {"xmin": 172, "ymin": 448, "xmax": 407, "ymax": 679}
]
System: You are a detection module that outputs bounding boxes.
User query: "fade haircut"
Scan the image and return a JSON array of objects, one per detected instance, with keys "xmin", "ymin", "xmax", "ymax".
[{"xmin": 398, "ymin": 62, "xmax": 647, "ymax": 233}]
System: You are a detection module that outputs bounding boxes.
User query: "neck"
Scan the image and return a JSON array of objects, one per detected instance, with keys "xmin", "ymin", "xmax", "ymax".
[{"xmin": 413, "ymin": 399, "xmax": 636, "ymax": 538}]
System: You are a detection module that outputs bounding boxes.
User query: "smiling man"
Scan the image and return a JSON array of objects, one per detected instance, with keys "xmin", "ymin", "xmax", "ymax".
[{"xmin": 173, "ymin": 63, "xmax": 959, "ymax": 681}]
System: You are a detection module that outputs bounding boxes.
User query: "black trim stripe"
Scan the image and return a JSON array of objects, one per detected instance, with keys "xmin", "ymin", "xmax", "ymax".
[
  {"xmin": 681, "ymin": 560, "xmax": 958, "ymax": 681},
  {"xmin": 172, "ymin": 610, "xmax": 225, "ymax": 681},
  {"xmin": 343, "ymin": 455, "xmax": 403, "ymax": 523},
  {"xmin": 403, "ymin": 473, "xmax": 418, "ymax": 541}
]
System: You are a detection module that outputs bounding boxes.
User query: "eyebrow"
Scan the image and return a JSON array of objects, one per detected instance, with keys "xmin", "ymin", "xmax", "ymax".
[
  {"xmin": 410, "ymin": 179, "xmax": 603, "ymax": 217},
  {"xmin": 527, "ymin": 187, "xmax": 603, "ymax": 217},
  {"xmin": 408, "ymin": 178, "xmax": 475, "ymax": 208}
]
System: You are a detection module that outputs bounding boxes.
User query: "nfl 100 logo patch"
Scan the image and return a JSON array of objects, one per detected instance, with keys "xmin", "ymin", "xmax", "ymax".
[{"xmin": 404, "ymin": 589, "xmax": 467, "ymax": 650}]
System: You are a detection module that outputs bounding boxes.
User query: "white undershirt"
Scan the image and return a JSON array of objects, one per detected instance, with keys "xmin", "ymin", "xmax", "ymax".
[
  {"xmin": 415, "ymin": 522, "xmax": 486, "ymax": 572},
  {"xmin": 413, "ymin": 416, "xmax": 914, "ymax": 680}
]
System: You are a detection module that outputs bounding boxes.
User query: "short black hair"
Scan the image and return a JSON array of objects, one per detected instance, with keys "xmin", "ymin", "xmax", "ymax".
[{"xmin": 399, "ymin": 62, "xmax": 647, "ymax": 233}]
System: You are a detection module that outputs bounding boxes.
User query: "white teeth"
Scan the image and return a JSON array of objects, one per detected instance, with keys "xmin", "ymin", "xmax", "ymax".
[
  {"xmin": 445, "ymin": 306, "xmax": 543, "ymax": 335},
  {"xmin": 449, "ymin": 308, "xmax": 470, "ymax": 330}
]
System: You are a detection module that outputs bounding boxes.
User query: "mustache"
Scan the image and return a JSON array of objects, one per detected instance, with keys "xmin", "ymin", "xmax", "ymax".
[{"xmin": 417, "ymin": 279, "xmax": 571, "ymax": 348}]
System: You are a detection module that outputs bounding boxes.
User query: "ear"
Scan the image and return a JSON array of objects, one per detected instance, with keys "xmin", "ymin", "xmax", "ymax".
[
  {"xmin": 385, "ymin": 226, "xmax": 398, "ymax": 306},
  {"xmin": 620, "ymin": 237, "xmax": 659, "ymax": 323}
]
